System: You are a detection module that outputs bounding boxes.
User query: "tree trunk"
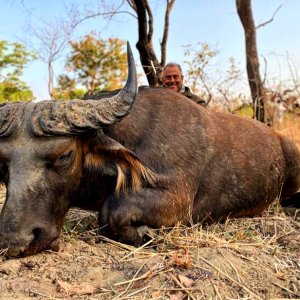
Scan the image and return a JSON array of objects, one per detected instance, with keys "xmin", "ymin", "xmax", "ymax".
[
  {"xmin": 48, "ymin": 62, "xmax": 54, "ymax": 99},
  {"xmin": 133, "ymin": 0, "xmax": 160, "ymax": 86},
  {"xmin": 236, "ymin": 0, "xmax": 265, "ymax": 122},
  {"xmin": 130, "ymin": 0, "xmax": 175, "ymax": 86}
]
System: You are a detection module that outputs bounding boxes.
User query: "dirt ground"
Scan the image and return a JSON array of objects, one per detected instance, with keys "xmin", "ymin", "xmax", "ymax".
[{"xmin": 0, "ymin": 115, "xmax": 300, "ymax": 300}]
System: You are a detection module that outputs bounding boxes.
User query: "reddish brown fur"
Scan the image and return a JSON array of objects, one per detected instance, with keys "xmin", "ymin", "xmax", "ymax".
[{"xmin": 97, "ymin": 88, "xmax": 300, "ymax": 244}]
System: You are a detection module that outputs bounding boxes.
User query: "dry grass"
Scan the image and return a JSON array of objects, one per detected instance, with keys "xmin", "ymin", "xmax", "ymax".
[
  {"xmin": 72, "ymin": 205, "xmax": 300, "ymax": 299},
  {"xmin": 0, "ymin": 199, "xmax": 299, "ymax": 299},
  {"xmin": 275, "ymin": 113, "xmax": 300, "ymax": 149}
]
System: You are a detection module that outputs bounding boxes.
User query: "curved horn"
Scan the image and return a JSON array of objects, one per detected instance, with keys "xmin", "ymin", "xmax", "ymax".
[
  {"xmin": 0, "ymin": 103, "xmax": 25, "ymax": 137},
  {"xmin": 31, "ymin": 42, "xmax": 138, "ymax": 136}
]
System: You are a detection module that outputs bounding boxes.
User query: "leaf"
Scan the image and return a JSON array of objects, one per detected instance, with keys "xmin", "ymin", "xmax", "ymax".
[
  {"xmin": 169, "ymin": 291, "xmax": 186, "ymax": 300},
  {"xmin": 178, "ymin": 274, "xmax": 194, "ymax": 287},
  {"xmin": 0, "ymin": 40, "xmax": 36, "ymax": 102},
  {"xmin": 62, "ymin": 34, "xmax": 127, "ymax": 93},
  {"xmin": 57, "ymin": 279, "xmax": 96, "ymax": 295},
  {"xmin": 152, "ymin": 290, "xmax": 161, "ymax": 298}
]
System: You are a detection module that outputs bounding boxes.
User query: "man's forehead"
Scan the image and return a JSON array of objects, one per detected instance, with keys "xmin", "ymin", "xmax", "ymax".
[{"xmin": 164, "ymin": 65, "xmax": 181, "ymax": 74}]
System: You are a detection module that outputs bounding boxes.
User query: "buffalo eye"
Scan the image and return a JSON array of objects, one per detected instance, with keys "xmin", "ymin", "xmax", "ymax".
[
  {"xmin": 57, "ymin": 150, "xmax": 73, "ymax": 163},
  {"xmin": 46, "ymin": 150, "xmax": 74, "ymax": 169}
]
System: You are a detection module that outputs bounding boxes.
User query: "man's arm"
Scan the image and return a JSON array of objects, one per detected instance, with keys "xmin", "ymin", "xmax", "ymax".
[
  {"xmin": 182, "ymin": 86, "xmax": 207, "ymax": 107},
  {"xmin": 190, "ymin": 94, "xmax": 207, "ymax": 107}
]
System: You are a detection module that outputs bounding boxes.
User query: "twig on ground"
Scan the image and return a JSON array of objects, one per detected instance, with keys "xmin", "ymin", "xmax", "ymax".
[
  {"xmin": 272, "ymin": 281, "xmax": 299, "ymax": 297},
  {"xmin": 220, "ymin": 251, "xmax": 243, "ymax": 284},
  {"xmin": 119, "ymin": 238, "xmax": 154, "ymax": 261},
  {"xmin": 211, "ymin": 281, "xmax": 222, "ymax": 300},
  {"xmin": 198, "ymin": 255, "xmax": 262, "ymax": 300}
]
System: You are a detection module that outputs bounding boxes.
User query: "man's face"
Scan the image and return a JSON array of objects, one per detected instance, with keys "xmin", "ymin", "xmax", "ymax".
[{"xmin": 162, "ymin": 65, "xmax": 183, "ymax": 92}]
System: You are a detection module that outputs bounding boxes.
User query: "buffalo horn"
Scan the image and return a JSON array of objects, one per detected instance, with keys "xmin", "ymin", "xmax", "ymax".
[
  {"xmin": 31, "ymin": 42, "xmax": 137, "ymax": 136},
  {"xmin": 0, "ymin": 103, "xmax": 25, "ymax": 137}
]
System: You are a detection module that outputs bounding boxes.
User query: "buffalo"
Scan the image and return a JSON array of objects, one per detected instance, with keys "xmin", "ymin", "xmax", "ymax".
[{"xmin": 0, "ymin": 43, "xmax": 299, "ymax": 257}]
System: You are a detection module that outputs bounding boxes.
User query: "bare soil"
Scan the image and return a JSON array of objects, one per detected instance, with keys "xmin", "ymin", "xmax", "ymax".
[{"xmin": 0, "ymin": 115, "xmax": 300, "ymax": 300}]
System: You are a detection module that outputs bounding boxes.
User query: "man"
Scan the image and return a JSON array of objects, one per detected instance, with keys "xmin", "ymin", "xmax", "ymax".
[{"xmin": 162, "ymin": 62, "xmax": 207, "ymax": 106}]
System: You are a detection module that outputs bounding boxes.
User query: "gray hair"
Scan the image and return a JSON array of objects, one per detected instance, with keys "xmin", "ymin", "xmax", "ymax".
[{"xmin": 163, "ymin": 62, "xmax": 183, "ymax": 76}]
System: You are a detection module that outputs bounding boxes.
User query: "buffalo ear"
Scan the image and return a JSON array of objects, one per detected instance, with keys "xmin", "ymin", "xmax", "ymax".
[{"xmin": 84, "ymin": 135, "xmax": 157, "ymax": 193}]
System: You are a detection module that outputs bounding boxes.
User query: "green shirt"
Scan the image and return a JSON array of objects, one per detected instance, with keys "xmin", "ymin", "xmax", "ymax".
[{"xmin": 181, "ymin": 86, "xmax": 207, "ymax": 107}]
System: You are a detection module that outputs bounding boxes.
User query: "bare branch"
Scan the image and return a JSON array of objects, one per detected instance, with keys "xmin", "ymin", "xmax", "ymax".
[
  {"xmin": 286, "ymin": 52, "xmax": 300, "ymax": 96},
  {"xmin": 20, "ymin": 0, "xmax": 139, "ymax": 98},
  {"xmin": 84, "ymin": 10, "xmax": 137, "ymax": 20},
  {"xmin": 160, "ymin": 0, "xmax": 175, "ymax": 67},
  {"xmin": 261, "ymin": 55, "xmax": 268, "ymax": 85},
  {"xmin": 144, "ymin": 0, "xmax": 153, "ymax": 43},
  {"xmin": 256, "ymin": 4, "xmax": 282, "ymax": 30},
  {"xmin": 72, "ymin": 0, "xmax": 136, "ymax": 26},
  {"xmin": 127, "ymin": 0, "xmax": 137, "ymax": 12}
]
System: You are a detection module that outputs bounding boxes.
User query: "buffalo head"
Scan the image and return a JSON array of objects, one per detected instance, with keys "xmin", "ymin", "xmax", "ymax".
[{"xmin": 0, "ymin": 43, "xmax": 153, "ymax": 256}]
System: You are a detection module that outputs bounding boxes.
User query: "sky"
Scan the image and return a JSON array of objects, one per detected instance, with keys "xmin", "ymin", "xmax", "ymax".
[{"xmin": 1, "ymin": 0, "xmax": 300, "ymax": 100}]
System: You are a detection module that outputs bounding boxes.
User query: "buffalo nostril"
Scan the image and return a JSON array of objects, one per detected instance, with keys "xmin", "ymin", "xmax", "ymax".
[{"xmin": 32, "ymin": 228, "xmax": 43, "ymax": 240}]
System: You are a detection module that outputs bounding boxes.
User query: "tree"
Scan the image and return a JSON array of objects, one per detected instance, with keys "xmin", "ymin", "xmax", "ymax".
[
  {"xmin": 0, "ymin": 40, "xmax": 35, "ymax": 102},
  {"xmin": 236, "ymin": 0, "xmax": 265, "ymax": 122},
  {"xmin": 76, "ymin": 0, "xmax": 175, "ymax": 86},
  {"xmin": 61, "ymin": 34, "xmax": 127, "ymax": 92},
  {"xmin": 21, "ymin": 0, "xmax": 175, "ymax": 94},
  {"xmin": 127, "ymin": 0, "xmax": 175, "ymax": 86},
  {"xmin": 52, "ymin": 75, "xmax": 85, "ymax": 100},
  {"xmin": 183, "ymin": 43, "xmax": 244, "ymax": 111},
  {"xmin": 183, "ymin": 43, "xmax": 219, "ymax": 105},
  {"xmin": 22, "ymin": 4, "xmax": 85, "ymax": 99},
  {"xmin": 21, "ymin": 0, "xmax": 107, "ymax": 99}
]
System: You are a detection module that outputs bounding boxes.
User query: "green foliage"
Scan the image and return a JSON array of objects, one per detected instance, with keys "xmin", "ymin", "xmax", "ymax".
[
  {"xmin": 0, "ymin": 81, "xmax": 34, "ymax": 102},
  {"xmin": 233, "ymin": 104, "xmax": 253, "ymax": 118},
  {"xmin": 0, "ymin": 40, "xmax": 36, "ymax": 102},
  {"xmin": 52, "ymin": 74, "xmax": 85, "ymax": 100},
  {"xmin": 65, "ymin": 34, "xmax": 127, "ymax": 91}
]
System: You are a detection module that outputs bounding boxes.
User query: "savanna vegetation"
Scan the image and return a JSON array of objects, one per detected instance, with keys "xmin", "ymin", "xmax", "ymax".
[{"xmin": 0, "ymin": 40, "xmax": 36, "ymax": 102}]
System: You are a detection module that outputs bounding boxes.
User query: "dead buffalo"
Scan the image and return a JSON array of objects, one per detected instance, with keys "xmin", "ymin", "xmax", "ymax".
[{"xmin": 0, "ymin": 43, "xmax": 299, "ymax": 257}]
